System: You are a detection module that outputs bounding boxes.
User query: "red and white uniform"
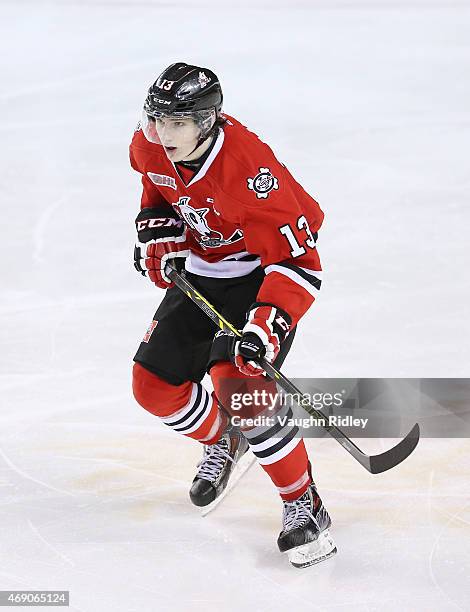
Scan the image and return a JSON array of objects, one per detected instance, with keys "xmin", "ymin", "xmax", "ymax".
[{"xmin": 130, "ymin": 114, "xmax": 324, "ymax": 326}]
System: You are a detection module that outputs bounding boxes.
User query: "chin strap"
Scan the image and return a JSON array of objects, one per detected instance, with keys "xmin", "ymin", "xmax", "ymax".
[
  {"xmin": 185, "ymin": 119, "xmax": 220, "ymax": 159},
  {"xmin": 186, "ymin": 131, "xmax": 215, "ymax": 160}
]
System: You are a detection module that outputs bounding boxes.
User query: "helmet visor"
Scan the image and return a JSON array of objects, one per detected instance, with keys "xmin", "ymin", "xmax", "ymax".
[{"xmin": 141, "ymin": 108, "xmax": 217, "ymax": 145}]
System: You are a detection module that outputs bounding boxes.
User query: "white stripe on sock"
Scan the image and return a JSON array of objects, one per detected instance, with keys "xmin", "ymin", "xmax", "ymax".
[
  {"xmin": 277, "ymin": 470, "xmax": 310, "ymax": 496},
  {"xmin": 254, "ymin": 436, "xmax": 301, "ymax": 466}
]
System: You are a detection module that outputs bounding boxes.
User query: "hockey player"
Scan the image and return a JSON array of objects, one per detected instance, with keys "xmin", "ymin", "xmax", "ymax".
[{"xmin": 130, "ymin": 62, "xmax": 336, "ymax": 567}]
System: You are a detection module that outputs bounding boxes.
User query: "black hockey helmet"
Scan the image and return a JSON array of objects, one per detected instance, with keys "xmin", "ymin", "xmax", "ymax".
[
  {"xmin": 144, "ymin": 62, "xmax": 223, "ymax": 117},
  {"xmin": 142, "ymin": 62, "xmax": 223, "ymax": 146}
]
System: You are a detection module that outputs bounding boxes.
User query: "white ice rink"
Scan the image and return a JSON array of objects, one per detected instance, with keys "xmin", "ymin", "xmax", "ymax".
[{"xmin": 1, "ymin": 0, "xmax": 469, "ymax": 610}]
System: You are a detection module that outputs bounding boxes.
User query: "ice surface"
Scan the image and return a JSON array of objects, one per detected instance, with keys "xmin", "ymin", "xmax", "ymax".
[{"xmin": 1, "ymin": 1, "xmax": 469, "ymax": 610}]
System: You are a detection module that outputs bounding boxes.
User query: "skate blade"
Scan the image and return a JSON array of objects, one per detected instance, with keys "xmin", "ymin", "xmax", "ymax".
[
  {"xmin": 201, "ymin": 452, "xmax": 256, "ymax": 517},
  {"xmin": 286, "ymin": 529, "xmax": 337, "ymax": 569}
]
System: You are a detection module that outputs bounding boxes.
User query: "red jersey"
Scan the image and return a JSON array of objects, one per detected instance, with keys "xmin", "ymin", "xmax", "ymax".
[{"xmin": 129, "ymin": 114, "xmax": 324, "ymax": 326}]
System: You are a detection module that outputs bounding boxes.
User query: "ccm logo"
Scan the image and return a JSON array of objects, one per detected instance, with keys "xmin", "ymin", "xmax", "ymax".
[
  {"xmin": 240, "ymin": 341, "xmax": 259, "ymax": 353},
  {"xmin": 275, "ymin": 315, "xmax": 289, "ymax": 332},
  {"xmin": 137, "ymin": 218, "xmax": 181, "ymax": 231},
  {"xmin": 152, "ymin": 97, "xmax": 171, "ymax": 105}
]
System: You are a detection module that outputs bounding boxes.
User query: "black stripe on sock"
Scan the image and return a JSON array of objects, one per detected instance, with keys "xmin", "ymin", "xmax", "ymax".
[
  {"xmin": 244, "ymin": 409, "xmax": 293, "ymax": 445},
  {"xmin": 251, "ymin": 426, "xmax": 299, "ymax": 459},
  {"xmin": 168, "ymin": 384, "xmax": 203, "ymax": 429},
  {"xmin": 174, "ymin": 389, "xmax": 210, "ymax": 432}
]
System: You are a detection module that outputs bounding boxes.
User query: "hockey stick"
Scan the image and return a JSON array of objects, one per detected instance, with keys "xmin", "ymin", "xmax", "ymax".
[{"xmin": 165, "ymin": 265, "xmax": 420, "ymax": 474}]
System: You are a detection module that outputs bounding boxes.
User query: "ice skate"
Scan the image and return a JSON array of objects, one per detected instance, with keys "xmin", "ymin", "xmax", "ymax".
[
  {"xmin": 189, "ymin": 426, "xmax": 255, "ymax": 515},
  {"xmin": 277, "ymin": 481, "xmax": 337, "ymax": 568}
]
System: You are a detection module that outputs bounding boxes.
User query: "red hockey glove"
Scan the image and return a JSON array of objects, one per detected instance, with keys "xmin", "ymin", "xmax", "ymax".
[
  {"xmin": 134, "ymin": 207, "xmax": 189, "ymax": 289},
  {"xmin": 234, "ymin": 303, "xmax": 292, "ymax": 377}
]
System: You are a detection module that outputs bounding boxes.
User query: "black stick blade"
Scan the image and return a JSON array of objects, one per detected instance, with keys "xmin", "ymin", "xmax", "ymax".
[{"xmin": 367, "ymin": 423, "xmax": 421, "ymax": 474}]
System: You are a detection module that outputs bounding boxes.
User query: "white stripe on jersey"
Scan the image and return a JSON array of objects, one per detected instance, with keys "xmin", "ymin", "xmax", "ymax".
[
  {"xmin": 186, "ymin": 251, "xmax": 260, "ymax": 278},
  {"xmin": 264, "ymin": 264, "xmax": 322, "ymax": 298}
]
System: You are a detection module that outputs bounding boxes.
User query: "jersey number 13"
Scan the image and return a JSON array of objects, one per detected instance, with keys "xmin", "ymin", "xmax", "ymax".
[{"xmin": 279, "ymin": 215, "xmax": 317, "ymax": 258}]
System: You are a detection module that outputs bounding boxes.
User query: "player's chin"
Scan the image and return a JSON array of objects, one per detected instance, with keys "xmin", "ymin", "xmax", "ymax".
[{"xmin": 164, "ymin": 146, "xmax": 182, "ymax": 161}]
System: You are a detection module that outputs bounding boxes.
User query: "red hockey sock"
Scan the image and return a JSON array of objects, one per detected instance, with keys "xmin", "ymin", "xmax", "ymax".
[
  {"xmin": 132, "ymin": 362, "xmax": 227, "ymax": 444},
  {"xmin": 259, "ymin": 440, "xmax": 312, "ymax": 501},
  {"xmin": 210, "ymin": 360, "xmax": 312, "ymax": 500}
]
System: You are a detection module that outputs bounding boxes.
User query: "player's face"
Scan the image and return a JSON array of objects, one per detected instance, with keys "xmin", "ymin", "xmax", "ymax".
[{"xmin": 155, "ymin": 117, "xmax": 201, "ymax": 162}]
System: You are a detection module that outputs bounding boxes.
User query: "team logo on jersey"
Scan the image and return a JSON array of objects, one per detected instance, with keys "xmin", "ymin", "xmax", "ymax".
[
  {"xmin": 143, "ymin": 320, "xmax": 158, "ymax": 343},
  {"xmin": 247, "ymin": 167, "xmax": 279, "ymax": 199},
  {"xmin": 147, "ymin": 172, "xmax": 177, "ymax": 190},
  {"xmin": 173, "ymin": 196, "xmax": 243, "ymax": 249}
]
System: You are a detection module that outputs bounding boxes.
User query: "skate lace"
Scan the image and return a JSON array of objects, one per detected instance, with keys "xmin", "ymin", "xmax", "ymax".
[
  {"xmin": 282, "ymin": 492, "xmax": 318, "ymax": 531},
  {"xmin": 195, "ymin": 437, "xmax": 235, "ymax": 483}
]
